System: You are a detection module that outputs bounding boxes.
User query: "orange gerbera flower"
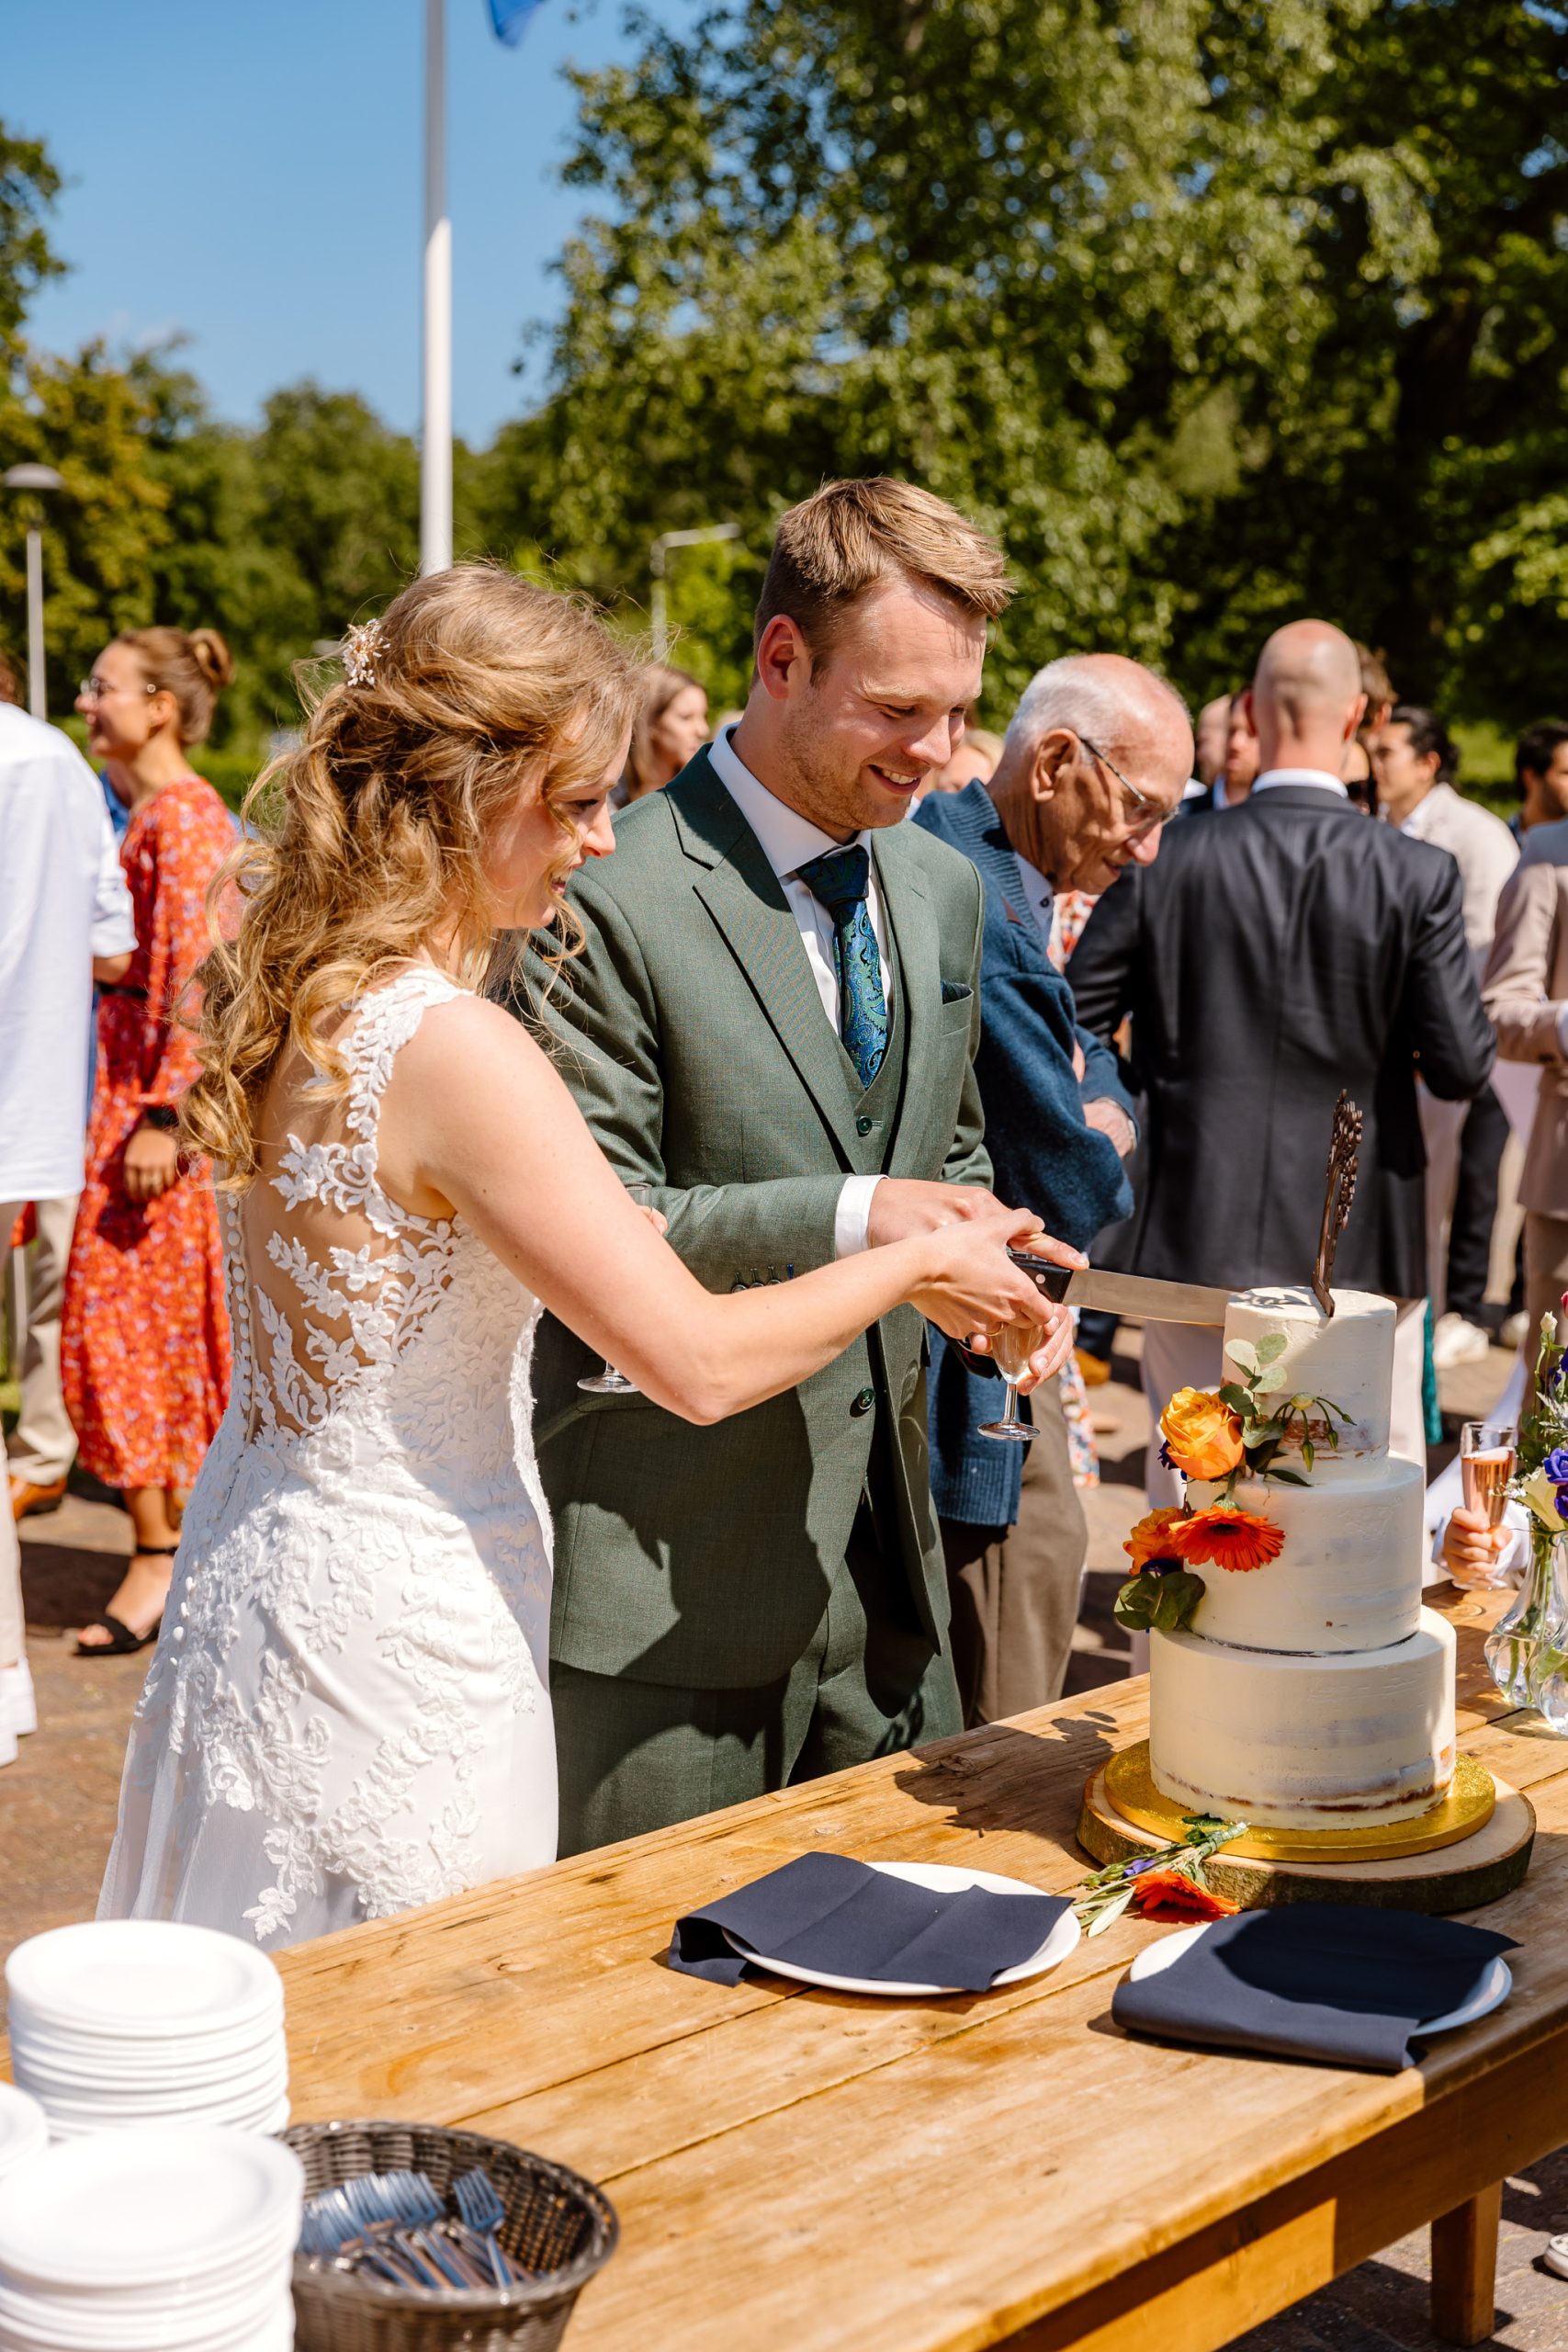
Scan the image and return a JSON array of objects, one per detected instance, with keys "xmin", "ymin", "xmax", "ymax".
[
  {"xmin": 1168, "ymin": 1505, "xmax": 1285, "ymax": 1573},
  {"xmin": 1122, "ymin": 1507, "xmax": 1189, "ymax": 1572},
  {"xmin": 1130, "ymin": 1870, "xmax": 1239, "ymax": 1922}
]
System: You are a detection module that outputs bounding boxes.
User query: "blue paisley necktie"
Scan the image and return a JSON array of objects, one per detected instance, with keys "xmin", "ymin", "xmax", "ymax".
[{"xmin": 797, "ymin": 844, "xmax": 888, "ymax": 1089}]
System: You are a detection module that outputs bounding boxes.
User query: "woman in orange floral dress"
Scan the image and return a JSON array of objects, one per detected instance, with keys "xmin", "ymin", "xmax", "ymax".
[{"xmin": 62, "ymin": 627, "xmax": 237, "ymax": 1654}]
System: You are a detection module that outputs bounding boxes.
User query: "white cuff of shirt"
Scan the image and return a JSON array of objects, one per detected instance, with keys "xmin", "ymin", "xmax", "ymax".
[
  {"xmin": 834, "ymin": 1173, "xmax": 884, "ymax": 1258},
  {"xmin": 1556, "ymin": 1004, "xmax": 1568, "ymax": 1057}
]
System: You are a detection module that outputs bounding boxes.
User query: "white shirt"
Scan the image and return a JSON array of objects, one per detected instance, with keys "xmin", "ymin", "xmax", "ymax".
[
  {"xmin": 1253, "ymin": 765, "xmax": 1350, "ymax": 797},
  {"xmin": 0, "ymin": 706, "xmax": 136, "ymax": 1201},
  {"xmin": 707, "ymin": 725, "xmax": 890, "ymax": 1254}
]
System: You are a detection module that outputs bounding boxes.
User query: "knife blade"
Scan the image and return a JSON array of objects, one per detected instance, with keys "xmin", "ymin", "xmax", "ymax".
[{"xmin": 1007, "ymin": 1251, "xmax": 1235, "ymax": 1327}]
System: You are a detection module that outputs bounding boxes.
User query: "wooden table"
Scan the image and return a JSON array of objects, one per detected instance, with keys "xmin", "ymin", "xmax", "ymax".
[{"xmin": 276, "ymin": 1584, "xmax": 1568, "ymax": 2352}]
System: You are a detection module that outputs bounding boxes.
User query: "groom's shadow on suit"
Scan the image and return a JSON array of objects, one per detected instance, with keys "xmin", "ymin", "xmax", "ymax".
[{"xmin": 888, "ymin": 1710, "xmax": 1122, "ymax": 1849}]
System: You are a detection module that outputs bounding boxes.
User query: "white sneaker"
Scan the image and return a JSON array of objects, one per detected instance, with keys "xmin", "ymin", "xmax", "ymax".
[
  {"xmin": 1544, "ymin": 2232, "xmax": 1568, "ymax": 2279},
  {"xmin": 2, "ymin": 1657, "xmax": 37, "ymax": 1739},
  {"xmin": 1501, "ymin": 1309, "xmax": 1531, "ymax": 1352},
  {"xmin": 1433, "ymin": 1312, "xmax": 1494, "ymax": 1371}
]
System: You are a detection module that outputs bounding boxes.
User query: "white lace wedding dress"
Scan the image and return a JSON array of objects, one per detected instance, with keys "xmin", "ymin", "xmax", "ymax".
[{"xmin": 100, "ymin": 967, "xmax": 558, "ymax": 1950}]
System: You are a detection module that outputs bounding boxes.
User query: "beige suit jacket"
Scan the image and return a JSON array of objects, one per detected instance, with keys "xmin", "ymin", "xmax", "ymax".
[{"xmin": 1483, "ymin": 856, "xmax": 1568, "ymax": 1214}]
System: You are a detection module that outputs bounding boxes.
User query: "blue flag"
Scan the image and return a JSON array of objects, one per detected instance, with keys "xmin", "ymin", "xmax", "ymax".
[{"xmin": 488, "ymin": 0, "xmax": 542, "ymax": 40}]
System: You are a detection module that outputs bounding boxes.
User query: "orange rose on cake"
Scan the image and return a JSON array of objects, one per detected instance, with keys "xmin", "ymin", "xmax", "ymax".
[{"xmin": 1158, "ymin": 1387, "xmax": 1246, "ymax": 1482}]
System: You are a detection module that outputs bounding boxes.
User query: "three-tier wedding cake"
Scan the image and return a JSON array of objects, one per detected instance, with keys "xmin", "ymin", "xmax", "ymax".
[{"xmin": 1145, "ymin": 1286, "xmax": 1455, "ymax": 1832}]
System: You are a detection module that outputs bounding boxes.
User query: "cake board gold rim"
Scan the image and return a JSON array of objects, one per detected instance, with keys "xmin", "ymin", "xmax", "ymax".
[{"xmin": 1103, "ymin": 1742, "xmax": 1495, "ymax": 1863}]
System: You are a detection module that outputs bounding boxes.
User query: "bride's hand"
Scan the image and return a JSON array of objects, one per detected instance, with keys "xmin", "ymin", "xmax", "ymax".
[{"xmin": 910, "ymin": 1215, "xmax": 1083, "ymax": 1385}]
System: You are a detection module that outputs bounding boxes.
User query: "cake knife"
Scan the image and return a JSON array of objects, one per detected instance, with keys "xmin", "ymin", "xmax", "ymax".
[{"xmin": 1007, "ymin": 1250, "xmax": 1234, "ymax": 1328}]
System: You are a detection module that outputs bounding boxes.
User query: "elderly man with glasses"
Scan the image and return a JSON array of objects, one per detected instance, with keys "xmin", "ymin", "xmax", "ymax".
[{"xmin": 914, "ymin": 654, "xmax": 1192, "ymax": 1718}]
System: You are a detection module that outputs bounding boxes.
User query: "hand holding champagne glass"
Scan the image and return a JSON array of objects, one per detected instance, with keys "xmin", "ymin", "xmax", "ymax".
[
  {"xmin": 979, "ymin": 1320, "xmax": 1042, "ymax": 1443},
  {"xmin": 1448, "ymin": 1419, "xmax": 1517, "ymax": 1589},
  {"xmin": 1461, "ymin": 1419, "xmax": 1517, "ymax": 1525}
]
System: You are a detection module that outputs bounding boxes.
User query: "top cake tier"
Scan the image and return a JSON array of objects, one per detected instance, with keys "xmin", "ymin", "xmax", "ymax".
[{"xmin": 1224, "ymin": 1285, "xmax": 1393, "ymax": 1474}]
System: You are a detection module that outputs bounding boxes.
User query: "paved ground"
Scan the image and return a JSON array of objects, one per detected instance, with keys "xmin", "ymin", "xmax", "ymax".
[{"xmin": 10, "ymin": 1331, "xmax": 1568, "ymax": 2346}]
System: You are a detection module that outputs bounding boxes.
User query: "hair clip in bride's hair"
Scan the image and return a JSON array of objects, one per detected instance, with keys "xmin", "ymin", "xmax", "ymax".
[{"xmin": 343, "ymin": 616, "xmax": 389, "ymax": 688}]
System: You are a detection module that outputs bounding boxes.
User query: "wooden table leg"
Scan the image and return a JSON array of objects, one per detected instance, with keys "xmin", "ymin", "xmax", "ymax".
[{"xmin": 1430, "ymin": 2179, "xmax": 1503, "ymax": 2346}]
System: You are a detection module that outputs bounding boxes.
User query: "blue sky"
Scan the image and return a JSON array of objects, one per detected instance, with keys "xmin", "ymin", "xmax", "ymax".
[{"xmin": 6, "ymin": 0, "xmax": 678, "ymax": 444}]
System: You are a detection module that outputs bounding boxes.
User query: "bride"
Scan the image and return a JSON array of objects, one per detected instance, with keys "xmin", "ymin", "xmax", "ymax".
[{"xmin": 99, "ymin": 564, "xmax": 1066, "ymax": 1951}]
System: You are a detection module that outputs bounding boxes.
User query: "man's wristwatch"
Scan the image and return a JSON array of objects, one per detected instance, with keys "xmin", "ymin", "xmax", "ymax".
[{"xmin": 140, "ymin": 1104, "xmax": 180, "ymax": 1134}]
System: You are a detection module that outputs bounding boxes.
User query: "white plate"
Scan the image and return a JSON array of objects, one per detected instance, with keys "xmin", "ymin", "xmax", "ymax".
[
  {"xmin": 1128, "ymin": 1921, "xmax": 1514, "ymax": 2033},
  {"xmin": 0, "ymin": 2130, "xmax": 302, "ymax": 2288},
  {"xmin": 6, "ymin": 1925, "xmax": 282, "ymax": 2040},
  {"xmin": 16, "ymin": 2050, "xmax": 287, "ymax": 2102},
  {"xmin": 722, "ymin": 1860, "xmax": 1080, "ymax": 1997},
  {"xmin": 0, "ymin": 2085, "xmax": 49, "ymax": 2181}
]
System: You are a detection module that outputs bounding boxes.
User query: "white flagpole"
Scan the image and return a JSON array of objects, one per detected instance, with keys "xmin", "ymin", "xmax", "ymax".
[{"xmin": 421, "ymin": 0, "xmax": 453, "ymax": 575}]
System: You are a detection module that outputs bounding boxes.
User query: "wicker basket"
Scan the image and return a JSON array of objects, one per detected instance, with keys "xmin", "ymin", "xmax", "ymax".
[{"xmin": 284, "ymin": 2120, "xmax": 619, "ymax": 2352}]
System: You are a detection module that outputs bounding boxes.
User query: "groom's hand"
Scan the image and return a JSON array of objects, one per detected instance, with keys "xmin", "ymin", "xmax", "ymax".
[{"xmin": 865, "ymin": 1179, "xmax": 1012, "ymax": 1248}]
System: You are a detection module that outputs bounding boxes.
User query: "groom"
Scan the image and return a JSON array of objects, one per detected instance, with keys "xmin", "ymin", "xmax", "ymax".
[{"xmin": 516, "ymin": 477, "xmax": 1055, "ymax": 1854}]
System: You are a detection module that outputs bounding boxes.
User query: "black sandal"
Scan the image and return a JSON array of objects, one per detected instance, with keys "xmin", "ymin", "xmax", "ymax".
[
  {"xmin": 70, "ymin": 1612, "xmax": 162, "ymax": 1657},
  {"xmin": 69, "ymin": 1544, "xmax": 178, "ymax": 1658}
]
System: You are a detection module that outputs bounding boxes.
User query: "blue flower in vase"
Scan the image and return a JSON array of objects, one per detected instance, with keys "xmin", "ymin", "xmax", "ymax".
[{"xmin": 1544, "ymin": 1444, "xmax": 1568, "ymax": 1487}]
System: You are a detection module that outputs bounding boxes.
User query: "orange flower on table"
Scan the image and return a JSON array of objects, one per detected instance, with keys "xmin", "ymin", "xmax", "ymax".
[
  {"xmin": 1169, "ymin": 1505, "xmax": 1284, "ymax": 1574},
  {"xmin": 1159, "ymin": 1386, "xmax": 1246, "ymax": 1481},
  {"xmin": 1122, "ymin": 1507, "xmax": 1189, "ymax": 1572},
  {"xmin": 1130, "ymin": 1870, "xmax": 1239, "ymax": 1923}
]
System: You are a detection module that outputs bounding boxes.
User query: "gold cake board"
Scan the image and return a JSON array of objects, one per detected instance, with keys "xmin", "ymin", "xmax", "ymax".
[{"xmin": 1079, "ymin": 1743, "xmax": 1535, "ymax": 1915}]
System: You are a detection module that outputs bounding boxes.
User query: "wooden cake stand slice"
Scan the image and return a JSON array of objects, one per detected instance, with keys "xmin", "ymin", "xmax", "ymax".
[{"xmin": 1079, "ymin": 1743, "xmax": 1535, "ymax": 1913}]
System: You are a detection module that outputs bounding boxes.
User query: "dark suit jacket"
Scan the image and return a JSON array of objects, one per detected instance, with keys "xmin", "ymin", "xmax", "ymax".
[
  {"xmin": 515, "ymin": 748, "xmax": 993, "ymax": 1692},
  {"xmin": 1066, "ymin": 784, "xmax": 1495, "ymax": 1298},
  {"xmin": 914, "ymin": 782, "xmax": 1134, "ymax": 1524}
]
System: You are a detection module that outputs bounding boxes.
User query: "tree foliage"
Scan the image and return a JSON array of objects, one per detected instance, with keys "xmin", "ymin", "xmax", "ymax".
[{"xmin": 527, "ymin": 0, "xmax": 1568, "ymax": 722}]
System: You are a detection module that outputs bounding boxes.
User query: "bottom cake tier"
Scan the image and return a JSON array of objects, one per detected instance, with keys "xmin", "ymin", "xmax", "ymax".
[{"xmin": 1148, "ymin": 1607, "xmax": 1456, "ymax": 1830}]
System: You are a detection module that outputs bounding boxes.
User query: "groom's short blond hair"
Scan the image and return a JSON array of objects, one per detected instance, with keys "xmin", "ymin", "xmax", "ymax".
[{"xmin": 754, "ymin": 478, "xmax": 1012, "ymax": 659}]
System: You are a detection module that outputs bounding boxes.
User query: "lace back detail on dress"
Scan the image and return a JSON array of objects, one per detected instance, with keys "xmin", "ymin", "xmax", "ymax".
[{"xmin": 235, "ymin": 967, "xmax": 467, "ymax": 1444}]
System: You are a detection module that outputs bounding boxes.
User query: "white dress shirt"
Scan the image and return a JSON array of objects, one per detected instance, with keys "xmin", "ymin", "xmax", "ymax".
[
  {"xmin": 0, "ymin": 705, "xmax": 136, "ymax": 1200},
  {"xmin": 1253, "ymin": 765, "xmax": 1349, "ymax": 798},
  {"xmin": 706, "ymin": 725, "xmax": 890, "ymax": 1254}
]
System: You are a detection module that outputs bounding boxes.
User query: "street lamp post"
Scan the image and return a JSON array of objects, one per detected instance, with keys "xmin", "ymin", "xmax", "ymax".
[
  {"xmin": 649, "ymin": 523, "xmax": 741, "ymax": 664},
  {"xmin": 2, "ymin": 464, "xmax": 64, "ymax": 721}
]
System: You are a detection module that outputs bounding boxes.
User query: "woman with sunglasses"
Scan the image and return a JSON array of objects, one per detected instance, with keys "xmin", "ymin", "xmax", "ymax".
[{"xmin": 61, "ymin": 629, "xmax": 237, "ymax": 1656}]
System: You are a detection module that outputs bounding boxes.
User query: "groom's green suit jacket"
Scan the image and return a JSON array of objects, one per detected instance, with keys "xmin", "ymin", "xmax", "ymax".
[{"xmin": 521, "ymin": 748, "xmax": 992, "ymax": 1693}]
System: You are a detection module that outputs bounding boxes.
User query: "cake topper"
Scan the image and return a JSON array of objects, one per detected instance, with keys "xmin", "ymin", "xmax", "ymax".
[{"xmin": 1312, "ymin": 1091, "xmax": 1363, "ymax": 1318}]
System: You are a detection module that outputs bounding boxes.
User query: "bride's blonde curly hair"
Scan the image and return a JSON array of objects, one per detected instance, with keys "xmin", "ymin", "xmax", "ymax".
[{"xmin": 185, "ymin": 563, "xmax": 638, "ymax": 1186}]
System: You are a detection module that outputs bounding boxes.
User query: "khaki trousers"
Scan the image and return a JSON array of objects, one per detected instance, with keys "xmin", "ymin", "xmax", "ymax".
[
  {"xmin": 6, "ymin": 1193, "xmax": 79, "ymax": 1485},
  {"xmin": 938, "ymin": 1381, "xmax": 1086, "ymax": 1723}
]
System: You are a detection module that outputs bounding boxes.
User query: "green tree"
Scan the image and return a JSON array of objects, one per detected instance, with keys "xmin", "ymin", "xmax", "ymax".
[
  {"xmin": 525, "ymin": 0, "xmax": 1568, "ymax": 725},
  {"xmin": 0, "ymin": 121, "xmax": 62, "ymax": 353}
]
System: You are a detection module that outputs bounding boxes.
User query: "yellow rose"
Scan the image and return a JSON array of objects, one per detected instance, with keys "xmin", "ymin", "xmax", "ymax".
[{"xmin": 1160, "ymin": 1386, "xmax": 1246, "ymax": 1482}]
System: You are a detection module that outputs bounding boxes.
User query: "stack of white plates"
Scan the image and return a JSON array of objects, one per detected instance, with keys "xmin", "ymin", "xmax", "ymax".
[
  {"xmin": 0, "ymin": 2127, "xmax": 302, "ymax": 2349},
  {"xmin": 0, "ymin": 2089, "xmax": 48, "ymax": 2186},
  {"xmin": 6, "ymin": 1921, "xmax": 288, "ymax": 2141}
]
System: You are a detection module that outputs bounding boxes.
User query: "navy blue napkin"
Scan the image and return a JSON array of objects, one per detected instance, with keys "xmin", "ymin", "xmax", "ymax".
[
  {"xmin": 1111, "ymin": 1905, "xmax": 1518, "ymax": 2072},
  {"xmin": 669, "ymin": 1851, "xmax": 1069, "ymax": 1992}
]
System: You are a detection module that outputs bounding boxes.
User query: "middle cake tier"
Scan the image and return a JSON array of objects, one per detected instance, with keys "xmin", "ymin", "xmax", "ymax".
[
  {"xmin": 1183, "ymin": 1453, "xmax": 1426, "ymax": 1652},
  {"xmin": 1148, "ymin": 1608, "xmax": 1457, "ymax": 1830}
]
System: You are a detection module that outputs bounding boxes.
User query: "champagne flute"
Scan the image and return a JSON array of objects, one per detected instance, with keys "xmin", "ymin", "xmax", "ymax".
[
  {"xmin": 578, "ymin": 1182, "xmax": 653, "ymax": 1396},
  {"xmin": 1460, "ymin": 1419, "xmax": 1517, "ymax": 1527},
  {"xmin": 978, "ymin": 1322, "xmax": 1042, "ymax": 1443}
]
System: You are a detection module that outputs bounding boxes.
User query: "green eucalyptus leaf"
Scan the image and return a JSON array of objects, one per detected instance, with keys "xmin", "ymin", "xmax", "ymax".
[
  {"xmin": 1254, "ymin": 1365, "xmax": 1287, "ymax": 1395},
  {"xmin": 1217, "ymin": 1384, "xmax": 1252, "ymax": 1416},
  {"xmin": 1256, "ymin": 1334, "xmax": 1288, "ymax": 1365},
  {"xmin": 1225, "ymin": 1340, "xmax": 1259, "ymax": 1375}
]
